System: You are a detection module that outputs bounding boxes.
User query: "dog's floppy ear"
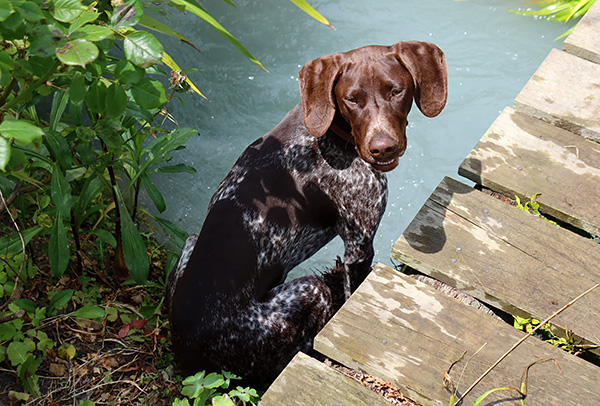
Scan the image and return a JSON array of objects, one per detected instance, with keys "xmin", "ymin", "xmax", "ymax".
[
  {"xmin": 393, "ymin": 41, "xmax": 448, "ymax": 118},
  {"xmin": 298, "ymin": 53, "xmax": 343, "ymax": 138}
]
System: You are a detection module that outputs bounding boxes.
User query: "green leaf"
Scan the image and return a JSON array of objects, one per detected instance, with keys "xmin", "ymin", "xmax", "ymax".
[
  {"xmin": 56, "ymin": 39, "xmax": 99, "ymax": 67},
  {"xmin": 50, "ymin": 91, "xmax": 70, "ymax": 132},
  {"xmin": 138, "ymin": 14, "xmax": 199, "ymax": 51},
  {"xmin": 68, "ymin": 9, "xmax": 99, "ymax": 34},
  {"xmin": 15, "ymin": 1, "xmax": 44, "ymax": 21},
  {"xmin": 111, "ymin": 0, "xmax": 143, "ymax": 29},
  {"xmin": 0, "ymin": 226, "xmax": 43, "ymax": 255},
  {"xmin": 0, "ymin": 136, "xmax": 10, "ymax": 171},
  {"xmin": 0, "ymin": 323, "xmax": 17, "ymax": 341},
  {"xmin": 124, "ymin": 30, "xmax": 163, "ymax": 69},
  {"xmin": 203, "ymin": 372, "xmax": 225, "ymax": 389},
  {"xmin": 168, "ymin": 0, "xmax": 266, "ymax": 71},
  {"xmin": 152, "ymin": 215, "xmax": 188, "ymax": 248},
  {"xmin": 75, "ymin": 176, "xmax": 104, "ymax": 225},
  {"xmin": 88, "ymin": 229, "xmax": 117, "ymax": 248},
  {"xmin": 51, "ymin": 163, "xmax": 73, "ymax": 219},
  {"xmin": 57, "ymin": 342, "xmax": 77, "ymax": 360},
  {"xmin": 69, "ymin": 76, "xmax": 87, "ymax": 104},
  {"xmin": 150, "ymin": 163, "xmax": 197, "ymax": 174},
  {"xmin": 131, "ymin": 78, "xmax": 166, "ymax": 110},
  {"xmin": 48, "ymin": 289, "xmax": 74, "ymax": 313},
  {"xmin": 0, "ymin": 120, "xmax": 44, "ymax": 145},
  {"xmin": 71, "ymin": 305, "xmax": 105, "ymax": 318},
  {"xmin": 49, "ymin": 213, "xmax": 70, "ymax": 276},
  {"xmin": 0, "ymin": 51, "xmax": 14, "ymax": 72},
  {"xmin": 289, "ymin": 0, "xmax": 333, "ymax": 28},
  {"xmin": 14, "ymin": 298, "xmax": 37, "ymax": 313},
  {"xmin": 51, "ymin": 0, "xmax": 85, "ymax": 23},
  {"xmin": 211, "ymin": 395, "xmax": 235, "ymax": 406},
  {"xmin": 7, "ymin": 341, "xmax": 33, "ymax": 366},
  {"xmin": 105, "ymin": 83, "xmax": 127, "ymax": 118},
  {"xmin": 114, "ymin": 186, "xmax": 149, "ymax": 283},
  {"xmin": 141, "ymin": 174, "xmax": 166, "ymax": 212},
  {"xmin": 114, "ymin": 59, "xmax": 145, "ymax": 84},
  {"xmin": 0, "ymin": 0, "xmax": 15, "ymax": 21},
  {"xmin": 85, "ymin": 80, "xmax": 107, "ymax": 114},
  {"xmin": 72, "ymin": 25, "xmax": 113, "ymax": 42}
]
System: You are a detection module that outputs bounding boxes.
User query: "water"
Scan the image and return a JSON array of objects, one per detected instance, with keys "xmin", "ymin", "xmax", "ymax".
[{"xmin": 149, "ymin": 0, "xmax": 574, "ymax": 278}]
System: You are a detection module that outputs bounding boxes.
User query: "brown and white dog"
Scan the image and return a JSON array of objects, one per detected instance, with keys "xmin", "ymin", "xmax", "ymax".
[{"xmin": 167, "ymin": 41, "xmax": 447, "ymax": 380}]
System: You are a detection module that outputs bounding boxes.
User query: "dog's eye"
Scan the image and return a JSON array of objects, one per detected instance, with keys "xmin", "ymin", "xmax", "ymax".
[
  {"xmin": 391, "ymin": 89, "xmax": 404, "ymax": 97},
  {"xmin": 345, "ymin": 96, "xmax": 358, "ymax": 104}
]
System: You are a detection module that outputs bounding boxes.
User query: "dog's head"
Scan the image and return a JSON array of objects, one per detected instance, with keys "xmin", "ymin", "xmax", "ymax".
[{"xmin": 298, "ymin": 41, "xmax": 448, "ymax": 172}]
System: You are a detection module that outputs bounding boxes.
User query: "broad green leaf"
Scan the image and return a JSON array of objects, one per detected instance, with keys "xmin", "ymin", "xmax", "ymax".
[
  {"xmin": 71, "ymin": 305, "xmax": 105, "ymax": 318},
  {"xmin": 7, "ymin": 341, "xmax": 33, "ymax": 366},
  {"xmin": 51, "ymin": 0, "xmax": 85, "ymax": 23},
  {"xmin": 57, "ymin": 342, "xmax": 77, "ymax": 360},
  {"xmin": 114, "ymin": 59, "xmax": 145, "ymax": 84},
  {"xmin": 0, "ymin": 0, "xmax": 14, "ymax": 21},
  {"xmin": 88, "ymin": 229, "xmax": 117, "ymax": 247},
  {"xmin": 168, "ymin": 0, "xmax": 266, "ymax": 71},
  {"xmin": 141, "ymin": 174, "xmax": 166, "ymax": 212},
  {"xmin": 56, "ymin": 39, "xmax": 98, "ymax": 67},
  {"xmin": 0, "ymin": 226, "xmax": 43, "ymax": 255},
  {"xmin": 105, "ymin": 83, "xmax": 127, "ymax": 118},
  {"xmin": 0, "ymin": 120, "xmax": 44, "ymax": 145},
  {"xmin": 114, "ymin": 186, "xmax": 149, "ymax": 283},
  {"xmin": 212, "ymin": 396, "xmax": 235, "ymax": 406},
  {"xmin": 69, "ymin": 76, "xmax": 87, "ymax": 104},
  {"xmin": 0, "ymin": 136, "xmax": 9, "ymax": 171},
  {"xmin": 0, "ymin": 323, "xmax": 16, "ymax": 341},
  {"xmin": 48, "ymin": 289, "xmax": 74, "ymax": 312},
  {"xmin": 110, "ymin": 0, "xmax": 143, "ymax": 29},
  {"xmin": 204, "ymin": 372, "xmax": 225, "ymax": 389},
  {"xmin": 15, "ymin": 1, "xmax": 44, "ymax": 21},
  {"xmin": 0, "ymin": 51, "xmax": 14, "ymax": 71},
  {"xmin": 124, "ymin": 31, "xmax": 162, "ymax": 69},
  {"xmin": 68, "ymin": 9, "xmax": 98, "ymax": 34},
  {"xmin": 49, "ymin": 213, "xmax": 70, "ymax": 276},
  {"xmin": 131, "ymin": 78, "xmax": 166, "ymax": 110},
  {"xmin": 85, "ymin": 80, "xmax": 107, "ymax": 114},
  {"xmin": 289, "ymin": 0, "xmax": 333, "ymax": 28},
  {"xmin": 161, "ymin": 51, "xmax": 205, "ymax": 98},
  {"xmin": 28, "ymin": 24, "xmax": 67, "ymax": 58},
  {"xmin": 71, "ymin": 25, "xmax": 113, "ymax": 41},
  {"xmin": 14, "ymin": 298, "xmax": 37, "ymax": 313},
  {"xmin": 50, "ymin": 162, "xmax": 73, "ymax": 219},
  {"xmin": 150, "ymin": 163, "xmax": 197, "ymax": 174},
  {"xmin": 17, "ymin": 354, "xmax": 41, "ymax": 396}
]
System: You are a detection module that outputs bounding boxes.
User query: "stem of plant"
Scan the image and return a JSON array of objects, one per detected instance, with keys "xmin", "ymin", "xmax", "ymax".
[{"xmin": 455, "ymin": 282, "xmax": 600, "ymax": 405}]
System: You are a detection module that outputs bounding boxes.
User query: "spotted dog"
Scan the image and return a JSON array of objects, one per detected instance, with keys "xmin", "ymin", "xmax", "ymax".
[{"xmin": 167, "ymin": 41, "xmax": 448, "ymax": 380}]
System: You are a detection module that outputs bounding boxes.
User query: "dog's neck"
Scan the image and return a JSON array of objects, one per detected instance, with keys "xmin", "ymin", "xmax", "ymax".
[{"xmin": 329, "ymin": 113, "xmax": 354, "ymax": 145}]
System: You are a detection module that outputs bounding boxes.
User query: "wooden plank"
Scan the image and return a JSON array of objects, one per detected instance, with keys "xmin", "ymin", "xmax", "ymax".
[
  {"xmin": 259, "ymin": 352, "xmax": 392, "ymax": 406},
  {"xmin": 391, "ymin": 177, "xmax": 600, "ymax": 353},
  {"xmin": 314, "ymin": 263, "xmax": 600, "ymax": 406},
  {"xmin": 564, "ymin": 0, "xmax": 600, "ymax": 64},
  {"xmin": 514, "ymin": 48, "xmax": 600, "ymax": 143},
  {"xmin": 459, "ymin": 106, "xmax": 600, "ymax": 236}
]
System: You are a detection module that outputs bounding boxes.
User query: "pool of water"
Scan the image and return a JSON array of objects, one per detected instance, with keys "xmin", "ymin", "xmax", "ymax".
[{"xmin": 149, "ymin": 0, "xmax": 574, "ymax": 278}]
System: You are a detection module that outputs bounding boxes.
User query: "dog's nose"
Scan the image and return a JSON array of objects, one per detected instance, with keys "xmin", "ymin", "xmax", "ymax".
[{"xmin": 368, "ymin": 133, "xmax": 398, "ymax": 159}]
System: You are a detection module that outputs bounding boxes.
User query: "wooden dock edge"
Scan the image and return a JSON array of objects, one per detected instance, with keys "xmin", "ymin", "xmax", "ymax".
[{"xmin": 259, "ymin": 352, "xmax": 393, "ymax": 406}]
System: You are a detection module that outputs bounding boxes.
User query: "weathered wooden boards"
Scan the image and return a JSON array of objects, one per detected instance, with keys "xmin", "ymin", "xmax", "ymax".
[
  {"xmin": 392, "ymin": 177, "xmax": 600, "ymax": 354},
  {"xmin": 314, "ymin": 262, "xmax": 600, "ymax": 406},
  {"xmin": 513, "ymin": 48, "xmax": 600, "ymax": 143},
  {"xmin": 459, "ymin": 106, "xmax": 600, "ymax": 236},
  {"xmin": 564, "ymin": 0, "xmax": 600, "ymax": 64},
  {"xmin": 260, "ymin": 352, "xmax": 392, "ymax": 406}
]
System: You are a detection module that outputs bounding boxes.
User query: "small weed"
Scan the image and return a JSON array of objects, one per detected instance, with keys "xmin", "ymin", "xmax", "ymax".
[
  {"xmin": 515, "ymin": 193, "xmax": 558, "ymax": 226},
  {"xmin": 171, "ymin": 370, "xmax": 259, "ymax": 406}
]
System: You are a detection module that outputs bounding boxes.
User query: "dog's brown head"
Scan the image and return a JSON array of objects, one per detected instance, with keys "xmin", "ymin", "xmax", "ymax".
[{"xmin": 298, "ymin": 41, "xmax": 448, "ymax": 172}]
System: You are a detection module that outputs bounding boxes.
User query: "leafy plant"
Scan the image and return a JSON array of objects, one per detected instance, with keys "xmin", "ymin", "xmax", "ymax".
[
  {"xmin": 172, "ymin": 370, "xmax": 259, "ymax": 406},
  {"xmin": 510, "ymin": 0, "xmax": 595, "ymax": 38},
  {"xmin": 515, "ymin": 193, "xmax": 558, "ymax": 226}
]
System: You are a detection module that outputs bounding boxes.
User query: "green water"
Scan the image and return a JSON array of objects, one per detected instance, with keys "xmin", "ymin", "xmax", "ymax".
[{"xmin": 150, "ymin": 0, "xmax": 574, "ymax": 277}]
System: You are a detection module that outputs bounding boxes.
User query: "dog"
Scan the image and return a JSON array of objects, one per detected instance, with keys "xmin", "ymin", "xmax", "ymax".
[{"xmin": 167, "ymin": 41, "xmax": 448, "ymax": 380}]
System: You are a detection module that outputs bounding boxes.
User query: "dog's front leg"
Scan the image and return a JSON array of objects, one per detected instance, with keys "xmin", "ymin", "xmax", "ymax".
[{"xmin": 342, "ymin": 240, "xmax": 375, "ymax": 300}]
